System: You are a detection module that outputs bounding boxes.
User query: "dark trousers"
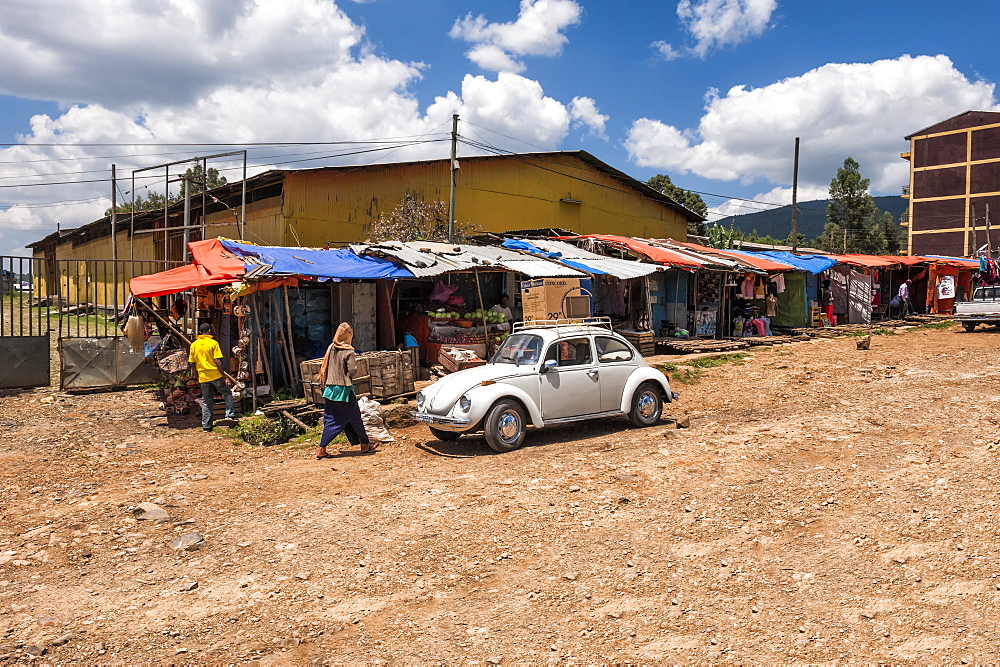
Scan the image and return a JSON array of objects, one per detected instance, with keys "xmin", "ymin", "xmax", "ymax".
[
  {"xmin": 200, "ymin": 378, "xmax": 235, "ymax": 429},
  {"xmin": 320, "ymin": 394, "xmax": 369, "ymax": 447}
]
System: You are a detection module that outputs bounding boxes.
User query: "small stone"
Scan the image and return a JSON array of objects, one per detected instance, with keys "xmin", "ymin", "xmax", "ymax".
[
  {"xmin": 957, "ymin": 544, "xmax": 965, "ymax": 551},
  {"xmin": 169, "ymin": 531, "xmax": 204, "ymax": 551},
  {"xmin": 11, "ymin": 604, "xmax": 28, "ymax": 613},
  {"xmin": 50, "ymin": 633, "xmax": 72, "ymax": 647},
  {"xmin": 181, "ymin": 581, "xmax": 198, "ymax": 591},
  {"xmin": 676, "ymin": 415, "xmax": 691, "ymax": 429},
  {"xmin": 497, "ymin": 479, "xmax": 515, "ymax": 486},
  {"xmin": 562, "ymin": 572, "xmax": 578, "ymax": 581},
  {"xmin": 134, "ymin": 502, "xmax": 169, "ymax": 522},
  {"xmin": 486, "ymin": 656, "xmax": 502, "ymax": 665},
  {"xmin": 751, "ymin": 606, "xmax": 759, "ymax": 613},
  {"xmin": 38, "ymin": 616, "xmax": 57, "ymax": 626},
  {"xmin": 295, "ymin": 571, "xmax": 311, "ymax": 580},
  {"xmin": 568, "ymin": 485, "xmax": 581, "ymax": 492},
  {"xmin": 24, "ymin": 645, "xmax": 44, "ymax": 656}
]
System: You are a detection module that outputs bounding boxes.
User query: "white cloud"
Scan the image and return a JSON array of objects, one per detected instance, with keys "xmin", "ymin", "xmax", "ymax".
[
  {"xmin": 0, "ymin": 1, "xmax": 599, "ymax": 254},
  {"xmin": 654, "ymin": 0, "xmax": 777, "ymax": 60},
  {"xmin": 431, "ymin": 72, "xmax": 573, "ymax": 148},
  {"xmin": 568, "ymin": 97, "xmax": 609, "ymax": 139},
  {"xmin": 626, "ymin": 55, "xmax": 999, "ymax": 196},
  {"xmin": 450, "ymin": 0, "xmax": 582, "ymax": 73}
]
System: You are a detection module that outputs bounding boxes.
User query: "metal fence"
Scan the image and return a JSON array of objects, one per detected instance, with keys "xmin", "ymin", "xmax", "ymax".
[{"xmin": 1, "ymin": 255, "xmax": 182, "ymax": 389}]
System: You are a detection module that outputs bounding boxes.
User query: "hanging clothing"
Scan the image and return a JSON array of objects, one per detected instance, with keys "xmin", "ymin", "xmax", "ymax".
[
  {"xmin": 742, "ymin": 275, "xmax": 756, "ymax": 299},
  {"xmin": 771, "ymin": 273, "xmax": 785, "ymax": 293}
]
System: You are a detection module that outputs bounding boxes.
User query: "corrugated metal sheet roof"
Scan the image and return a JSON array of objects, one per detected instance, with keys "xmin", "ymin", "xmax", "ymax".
[
  {"xmin": 506, "ymin": 238, "xmax": 661, "ymax": 279},
  {"xmin": 351, "ymin": 241, "xmax": 587, "ymax": 278}
]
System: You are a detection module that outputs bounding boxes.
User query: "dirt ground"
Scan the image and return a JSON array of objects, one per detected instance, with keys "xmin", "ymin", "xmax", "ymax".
[{"xmin": 2, "ymin": 321, "xmax": 1000, "ymax": 663}]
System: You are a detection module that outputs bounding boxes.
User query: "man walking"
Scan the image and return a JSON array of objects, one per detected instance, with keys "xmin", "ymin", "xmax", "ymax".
[
  {"xmin": 188, "ymin": 323, "xmax": 236, "ymax": 432},
  {"xmin": 898, "ymin": 279, "xmax": 916, "ymax": 315}
]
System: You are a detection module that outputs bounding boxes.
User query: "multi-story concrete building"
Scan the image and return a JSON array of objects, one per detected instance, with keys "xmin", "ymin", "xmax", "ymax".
[{"xmin": 903, "ymin": 110, "xmax": 1000, "ymax": 256}]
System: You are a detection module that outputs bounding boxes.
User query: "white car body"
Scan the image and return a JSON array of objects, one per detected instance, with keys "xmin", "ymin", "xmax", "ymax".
[{"xmin": 414, "ymin": 323, "xmax": 676, "ymax": 451}]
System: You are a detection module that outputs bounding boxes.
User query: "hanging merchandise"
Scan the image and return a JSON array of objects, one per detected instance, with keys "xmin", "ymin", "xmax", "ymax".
[
  {"xmin": 771, "ymin": 273, "xmax": 785, "ymax": 293},
  {"xmin": 765, "ymin": 294, "xmax": 778, "ymax": 317},
  {"xmin": 741, "ymin": 275, "xmax": 755, "ymax": 299},
  {"xmin": 938, "ymin": 275, "xmax": 955, "ymax": 299}
]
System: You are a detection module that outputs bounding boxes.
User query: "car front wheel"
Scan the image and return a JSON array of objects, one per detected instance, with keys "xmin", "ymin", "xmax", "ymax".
[
  {"xmin": 628, "ymin": 383, "xmax": 663, "ymax": 427},
  {"xmin": 429, "ymin": 427, "xmax": 461, "ymax": 442},
  {"xmin": 483, "ymin": 399, "xmax": 526, "ymax": 453}
]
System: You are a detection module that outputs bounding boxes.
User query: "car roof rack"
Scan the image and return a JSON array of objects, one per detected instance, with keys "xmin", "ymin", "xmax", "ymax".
[{"xmin": 511, "ymin": 317, "xmax": 614, "ymax": 334}]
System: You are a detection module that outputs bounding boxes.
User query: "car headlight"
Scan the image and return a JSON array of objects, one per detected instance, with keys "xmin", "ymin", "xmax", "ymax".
[
  {"xmin": 416, "ymin": 391, "xmax": 425, "ymax": 409},
  {"xmin": 458, "ymin": 394, "xmax": 472, "ymax": 412}
]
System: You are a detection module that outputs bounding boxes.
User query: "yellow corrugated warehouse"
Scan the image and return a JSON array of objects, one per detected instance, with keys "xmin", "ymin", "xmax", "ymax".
[{"xmin": 28, "ymin": 151, "xmax": 701, "ymax": 301}]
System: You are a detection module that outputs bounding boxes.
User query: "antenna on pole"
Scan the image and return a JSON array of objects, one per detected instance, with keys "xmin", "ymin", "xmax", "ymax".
[
  {"xmin": 791, "ymin": 137, "xmax": 800, "ymax": 252},
  {"xmin": 448, "ymin": 114, "xmax": 459, "ymax": 243}
]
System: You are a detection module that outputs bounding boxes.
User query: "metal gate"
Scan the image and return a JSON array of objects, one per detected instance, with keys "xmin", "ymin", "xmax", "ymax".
[
  {"xmin": 0, "ymin": 256, "xmax": 50, "ymax": 388},
  {"xmin": 1, "ymin": 255, "xmax": 181, "ymax": 389}
]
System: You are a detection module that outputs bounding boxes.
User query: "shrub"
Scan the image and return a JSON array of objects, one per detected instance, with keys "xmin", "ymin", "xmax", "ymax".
[{"xmin": 230, "ymin": 415, "xmax": 284, "ymax": 447}]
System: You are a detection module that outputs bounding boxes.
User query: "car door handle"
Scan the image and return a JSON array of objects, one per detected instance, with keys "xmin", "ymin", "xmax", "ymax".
[{"xmin": 587, "ymin": 369, "xmax": 598, "ymax": 378}]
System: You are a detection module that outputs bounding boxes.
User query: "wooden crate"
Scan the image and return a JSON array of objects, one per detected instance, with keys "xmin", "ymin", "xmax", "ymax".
[
  {"xmin": 300, "ymin": 358, "xmax": 324, "ymax": 384},
  {"xmin": 439, "ymin": 348, "xmax": 486, "ymax": 373},
  {"xmin": 302, "ymin": 381, "xmax": 324, "ymax": 405},
  {"xmin": 359, "ymin": 350, "xmax": 415, "ymax": 398}
]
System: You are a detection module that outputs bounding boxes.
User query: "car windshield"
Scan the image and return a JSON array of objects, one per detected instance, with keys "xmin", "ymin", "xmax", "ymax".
[{"xmin": 493, "ymin": 334, "xmax": 543, "ymax": 365}]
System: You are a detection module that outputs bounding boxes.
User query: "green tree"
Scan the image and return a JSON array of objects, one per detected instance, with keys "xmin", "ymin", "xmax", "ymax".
[
  {"xmin": 105, "ymin": 190, "xmax": 173, "ymax": 216},
  {"xmin": 365, "ymin": 194, "xmax": 478, "ymax": 242},
  {"xmin": 646, "ymin": 174, "xmax": 708, "ymax": 236},
  {"xmin": 706, "ymin": 221, "xmax": 745, "ymax": 249},
  {"xmin": 180, "ymin": 164, "xmax": 227, "ymax": 197},
  {"xmin": 818, "ymin": 158, "xmax": 903, "ymax": 254}
]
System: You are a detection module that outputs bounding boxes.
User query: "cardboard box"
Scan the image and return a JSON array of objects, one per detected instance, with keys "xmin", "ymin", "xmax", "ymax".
[{"xmin": 520, "ymin": 278, "xmax": 591, "ymax": 322}]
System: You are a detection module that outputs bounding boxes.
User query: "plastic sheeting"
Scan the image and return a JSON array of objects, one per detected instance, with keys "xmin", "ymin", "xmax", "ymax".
[
  {"xmin": 220, "ymin": 240, "xmax": 414, "ymax": 280},
  {"xmin": 750, "ymin": 251, "xmax": 836, "ymax": 274}
]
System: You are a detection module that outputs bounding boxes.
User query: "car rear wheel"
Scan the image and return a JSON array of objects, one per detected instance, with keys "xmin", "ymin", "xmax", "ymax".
[
  {"xmin": 963, "ymin": 322, "xmax": 977, "ymax": 332},
  {"xmin": 628, "ymin": 383, "xmax": 663, "ymax": 427},
  {"xmin": 429, "ymin": 427, "xmax": 461, "ymax": 442},
  {"xmin": 483, "ymin": 399, "xmax": 526, "ymax": 453}
]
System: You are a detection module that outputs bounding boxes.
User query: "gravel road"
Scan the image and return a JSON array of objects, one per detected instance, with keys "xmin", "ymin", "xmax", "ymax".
[{"xmin": 1, "ymin": 321, "xmax": 999, "ymax": 662}]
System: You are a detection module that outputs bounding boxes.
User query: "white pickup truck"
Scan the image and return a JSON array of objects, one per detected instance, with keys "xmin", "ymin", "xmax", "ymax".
[{"xmin": 955, "ymin": 285, "xmax": 1000, "ymax": 331}]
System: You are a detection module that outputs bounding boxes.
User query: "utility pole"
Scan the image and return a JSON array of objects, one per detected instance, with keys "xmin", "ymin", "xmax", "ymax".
[
  {"xmin": 987, "ymin": 203, "xmax": 994, "ymax": 258},
  {"xmin": 111, "ymin": 164, "xmax": 119, "ymax": 319},
  {"xmin": 448, "ymin": 113, "xmax": 459, "ymax": 244},
  {"xmin": 182, "ymin": 175, "xmax": 192, "ymax": 262},
  {"xmin": 843, "ymin": 228, "xmax": 848, "ymax": 254},
  {"xmin": 971, "ymin": 202, "xmax": 977, "ymax": 257},
  {"xmin": 791, "ymin": 137, "xmax": 800, "ymax": 252}
]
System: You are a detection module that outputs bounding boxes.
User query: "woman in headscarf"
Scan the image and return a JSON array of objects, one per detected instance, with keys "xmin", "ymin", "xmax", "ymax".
[{"xmin": 316, "ymin": 323, "xmax": 372, "ymax": 458}]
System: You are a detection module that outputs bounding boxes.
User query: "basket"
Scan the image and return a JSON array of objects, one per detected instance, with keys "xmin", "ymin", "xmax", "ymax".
[{"xmin": 456, "ymin": 320, "xmax": 475, "ymax": 328}]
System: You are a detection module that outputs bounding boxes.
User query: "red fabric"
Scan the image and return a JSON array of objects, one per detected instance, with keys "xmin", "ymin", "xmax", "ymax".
[
  {"xmin": 917, "ymin": 256, "xmax": 980, "ymax": 268},
  {"xmin": 129, "ymin": 238, "xmax": 246, "ymax": 298},
  {"xmin": 187, "ymin": 238, "xmax": 246, "ymax": 278},
  {"xmin": 129, "ymin": 263, "xmax": 237, "ymax": 298},
  {"xmin": 561, "ymin": 234, "xmax": 702, "ymax": 268},
  {"xmin": 664, "ymin": 240, "xmax": 795, "ymax": 271}
]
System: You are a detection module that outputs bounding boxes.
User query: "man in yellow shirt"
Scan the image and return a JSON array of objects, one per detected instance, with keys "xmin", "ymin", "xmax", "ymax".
[{"xmin": 188, "ymin": 323, "xmax": 235, "ymax": 432}]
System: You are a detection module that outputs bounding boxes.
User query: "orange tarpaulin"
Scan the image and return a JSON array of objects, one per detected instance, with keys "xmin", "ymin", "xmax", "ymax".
[
  {"xmin": 129, "ymin": 239, "xmax": 246, "ymax": 298},
  {"xmin": 129, "ymin": 263, "xmax": 238, "ymax": 298},
  {"xmin": 822, "ymin": 253, "xmax": 898, "ymax": 268},
  {"xmin": 562, "ymin": 234, "xmax": 703, "ymax": 268}
]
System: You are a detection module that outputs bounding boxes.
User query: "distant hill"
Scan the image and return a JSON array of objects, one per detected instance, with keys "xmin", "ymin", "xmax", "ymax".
[{"xmin": 720, "ymin": 196, "xmax": 907, "ymax": 241}]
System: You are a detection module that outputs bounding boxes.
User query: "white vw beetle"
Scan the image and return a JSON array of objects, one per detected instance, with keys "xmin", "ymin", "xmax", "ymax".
[{"xmin": 414, "ymin": 321, "xmax": 677, "ymax": 452}]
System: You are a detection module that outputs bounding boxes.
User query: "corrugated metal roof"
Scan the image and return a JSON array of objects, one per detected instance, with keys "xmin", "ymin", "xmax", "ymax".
[
  {"xmin": 506, "ymin": 238, "xmax": 661, "ymax": 279},
  {"xmin": 351, "ymin": 241, "xmax": 587, "ymax": 278}
]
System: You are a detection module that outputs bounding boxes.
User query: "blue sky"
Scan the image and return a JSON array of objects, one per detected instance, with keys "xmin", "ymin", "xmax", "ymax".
[{"xmin": 0, "ymin": 0, "xmax": 998, "ymax": 256}]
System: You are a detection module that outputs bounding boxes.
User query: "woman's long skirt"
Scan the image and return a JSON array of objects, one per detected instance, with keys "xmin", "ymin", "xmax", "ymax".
[{"xmin": 320, "ymin": 394, "xmax": 370, "ymax": 447}]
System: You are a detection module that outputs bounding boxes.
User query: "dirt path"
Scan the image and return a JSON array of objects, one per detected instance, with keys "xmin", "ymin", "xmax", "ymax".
[{"xmin": 2, "ymin": 323, "xmax": 1000, "ymax": 662}]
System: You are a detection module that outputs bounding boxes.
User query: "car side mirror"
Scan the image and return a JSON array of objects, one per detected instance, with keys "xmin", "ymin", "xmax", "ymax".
[{"xmin": 541, "ymin": 359, "xmax": 558, "ymax": 373}]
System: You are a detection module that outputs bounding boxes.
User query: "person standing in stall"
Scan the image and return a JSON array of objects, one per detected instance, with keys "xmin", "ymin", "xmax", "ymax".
[
  {"xmin": 316, "ymin": 322, "xmax": 373, "ymax": 458},
  {"xmin": 820, "ymin": 279, "xmax": 835, "ymax": 325}
]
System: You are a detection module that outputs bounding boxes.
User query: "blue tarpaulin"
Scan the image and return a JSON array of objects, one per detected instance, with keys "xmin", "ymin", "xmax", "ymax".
[
  {"xmin": 501, "ymin": 238, "xmax": 608, "ymax": 274},
  {"xmin": 220, "ymin": 240, "xmax": 414, "ymax": 280},
  {"xmin": 731, "ymin": 250, "xmax": 835, "ymax": 274}
]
